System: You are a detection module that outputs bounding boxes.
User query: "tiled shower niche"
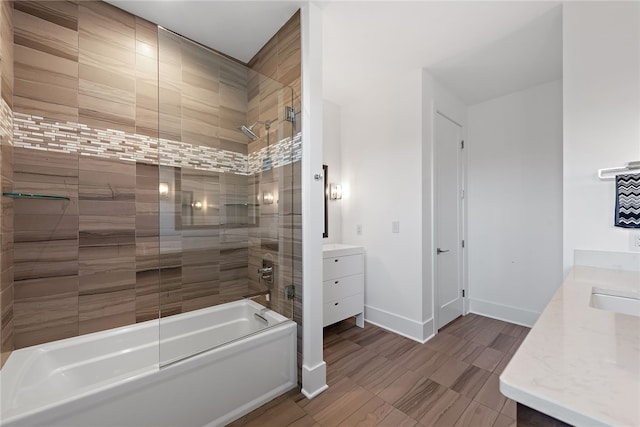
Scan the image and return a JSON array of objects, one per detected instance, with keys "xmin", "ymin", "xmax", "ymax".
[{"xmin": 5, "ymin": 1, "xmax": 302, "ymax": 354}]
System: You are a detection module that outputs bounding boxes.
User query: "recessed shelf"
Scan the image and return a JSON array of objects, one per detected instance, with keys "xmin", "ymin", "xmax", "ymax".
[
  {"xmin": 223, "ymin": 203, "xmax": 260, "ymax": 207},
  {"xmin": 2, "ymin": 192, "xmax": 70, "ymax": 201}
]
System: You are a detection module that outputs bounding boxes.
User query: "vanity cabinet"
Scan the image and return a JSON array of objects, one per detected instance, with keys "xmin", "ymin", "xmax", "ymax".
[{"xmin": 322, "ymin": 244, "xmax": 364, "ymax": 328}]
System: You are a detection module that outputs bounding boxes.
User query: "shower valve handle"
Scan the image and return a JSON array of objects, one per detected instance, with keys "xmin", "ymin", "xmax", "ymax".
[{"xmin": 258, "ymin": 266, "xmax": 273, "ymax": 282}]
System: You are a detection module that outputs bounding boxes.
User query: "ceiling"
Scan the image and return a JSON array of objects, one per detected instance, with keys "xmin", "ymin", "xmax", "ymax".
[
  {"xmin": 321, "ymin": 1, "xmax": 562, "ymax": 106},
  {"xmin": 106, "ymin": 0, "xmax": 303, "ymax": 63},
  {"xmin": 427, "ymin": 5, "xmax": 562, "ymax": 105},
  {"xmin": 106, "ymin": 1, "xmax": 562, "ymax": 106}
]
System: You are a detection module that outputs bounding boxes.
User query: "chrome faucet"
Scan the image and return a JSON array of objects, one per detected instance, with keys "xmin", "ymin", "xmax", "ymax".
[{"xmin": 254, "ymin": 307, "xmax": 270, "ymax": 325}]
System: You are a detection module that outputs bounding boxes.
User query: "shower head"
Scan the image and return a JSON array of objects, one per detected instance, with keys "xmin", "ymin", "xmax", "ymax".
[
  {"xmin": 241, "ymin": 124, "xmax": 259, "ymax": 141},
  {"xmin": 240, "ymin": 119, "xmax": 276, "ymax": 141}
]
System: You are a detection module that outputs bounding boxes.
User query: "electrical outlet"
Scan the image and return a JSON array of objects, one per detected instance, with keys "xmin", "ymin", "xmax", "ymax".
[
  {"xmin": 630, "ymin": 232, "xmax": 640, "ymax": 252},
  {"xmin": 356, "ymin": 224, "xmax": 362, "ymax": 235},
  {"xmin": 392, "ymin": 221, "xmax": 400, "ymax": 233}
]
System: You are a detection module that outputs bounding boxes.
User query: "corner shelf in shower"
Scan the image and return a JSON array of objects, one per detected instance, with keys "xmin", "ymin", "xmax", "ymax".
[{"xmin": 2, "ymin": 192, "xmax": 70, "ymax": 201}]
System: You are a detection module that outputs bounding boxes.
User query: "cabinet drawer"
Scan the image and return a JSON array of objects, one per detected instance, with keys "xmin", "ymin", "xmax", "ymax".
[
  {"xmin": 323, "ymin": 274, "xmax": 363, "ymax": 302},
  {"xmin": 323, "ymin": 293, "xmax": 364, "ymax": 327},
  {"xmin": 323, "ymin": 254, "xmax": 363, "ymax": 280}
]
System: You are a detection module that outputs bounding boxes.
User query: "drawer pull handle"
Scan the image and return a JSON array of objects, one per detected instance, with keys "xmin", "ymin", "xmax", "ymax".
[
  {"xmin": 334, "ymin": 259, "xmax": 339, "ymax": 262},
  {"xmin": 334, "ymin": 302, "xmax": 339, "ymax": 306},
  {"xmin": 334, "ymin": 281, "xmax": 339, "ymax": 284}
]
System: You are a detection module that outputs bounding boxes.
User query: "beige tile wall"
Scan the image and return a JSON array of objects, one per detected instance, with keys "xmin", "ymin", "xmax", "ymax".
[
  {"xmin": 10, "ymin": 1, "xmax": 159, "ymax": 348},
  {"xmin": 135, "ymin": 162, "xmax": 160, "ymax": 322},
  {"xmin": 13, "ymin": 0, "xmax": 78, "ymax": 122},
  {"xmin": 12, "ymin": 149, "xmax": 78, "ymax": 348},
  {"xmin": 157, "ymin": 29, "xmax": 249, "ymax": 318},
  {"xmin": 6, "ymin": 0, "xmax": 302, "ymax": 355},
  {"xmin": 0, "ymin": 0, "xmax": 14, "ymax": 368},
  {"xmin": 78, "ymin": 156, "xmax": 137, "ymax": 334},
  {"xmin": 248, "ymin": 11, "xmax": 301, "ymax": 102},
  {"xmin": 247, "ymin": 11, "xmax": 301, "ymax": 155},
  {"xmin": 78, "ymin": 1, "xmax": 136, "ymax": 132}
]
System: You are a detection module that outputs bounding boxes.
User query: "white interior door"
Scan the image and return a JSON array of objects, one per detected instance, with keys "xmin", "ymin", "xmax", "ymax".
[{"xmin": 435, "ymin": 112, "xmax": 464, "ymax": 329}]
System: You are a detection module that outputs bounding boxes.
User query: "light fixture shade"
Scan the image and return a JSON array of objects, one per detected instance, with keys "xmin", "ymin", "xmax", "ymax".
[
  {"xmin": 263, "ymin": 191, "xmax": 274, "ymax": 204},
  {"xmin": 159, "ymin": 182, "xmax": 170, "ymax": 199},
  {"xmin": 329, "ymin": 183, "xmax": 342, "ymax": 200}
]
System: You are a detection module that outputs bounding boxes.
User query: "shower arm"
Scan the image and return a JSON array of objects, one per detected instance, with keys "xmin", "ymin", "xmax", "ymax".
[
  {"xmin": 246, "ymin": 118, "xmax": 278, "ymax": 131},
  {"xmin": 241, "ymin": 118, "xmax": 279, "ymax": 141}
]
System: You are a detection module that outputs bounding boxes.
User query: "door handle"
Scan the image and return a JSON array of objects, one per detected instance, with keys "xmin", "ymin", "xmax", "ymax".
[{"xmin": 437, "ymin": 248, "xmax": 450, "ymax": 254}]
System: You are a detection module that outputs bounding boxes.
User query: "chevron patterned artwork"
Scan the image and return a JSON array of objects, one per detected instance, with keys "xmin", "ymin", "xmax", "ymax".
[{"xmin": 615, "ymin": 173, "xmax": 640, "ymax": 228}]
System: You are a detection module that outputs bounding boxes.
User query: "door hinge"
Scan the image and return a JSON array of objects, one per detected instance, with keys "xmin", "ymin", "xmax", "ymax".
[
  {"xmin": 462, "ymin": 240, "xmax": 465, "ymax": 248},
  {"xmin": 460, "ymin": 189, "xmax": 465, "ymax": 199},
  {"xmin": 285, "ymin": 285, "xmax": 295, "ymax": 300},
  {"xmin": 462, "ymin": 289, "xmax": 465, "ymax": 298},
  {"xmin": 461, "ymin": 140, "xmax": 465, "ymax": 149}
]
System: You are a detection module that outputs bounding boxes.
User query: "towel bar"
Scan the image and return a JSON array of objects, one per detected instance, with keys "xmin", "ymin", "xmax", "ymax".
[{"xmin": 598, "ymin": 161, "xmax": 640, "ymax": 180}]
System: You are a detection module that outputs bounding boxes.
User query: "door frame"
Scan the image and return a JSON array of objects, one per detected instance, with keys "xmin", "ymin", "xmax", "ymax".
[{"xmin": 433, "ymin": 110, "xmax": 468, "ymax": 331}]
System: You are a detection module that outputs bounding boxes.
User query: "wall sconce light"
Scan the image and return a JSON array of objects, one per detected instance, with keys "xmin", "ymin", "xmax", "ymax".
[
  {"xmin": 329, "ymin": 183, "xmax": 342, "ymax": 200},
  {"xmin": 263, "ymin": 191, "xmax": 274, "ymax": 204},
  {"xmin": 192, "ymin": 200, "xmax": 203, "ymax": 210},
  {"xmin": 159, "ymin": 182, "xmax": 170, "ymax": 200}
]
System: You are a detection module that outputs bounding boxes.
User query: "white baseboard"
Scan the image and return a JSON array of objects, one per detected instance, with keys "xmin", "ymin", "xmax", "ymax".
[
  {"xmin": 422, "ymin": 319, "xmax": 435, "ymax": 343},
  {"xmin": 301, "ymin": 362, "xmax": 328, "ymax": 399},
  {"xmin": 469, "ymin": 298, "xmax": 540, "ymax": 327},
  {"xmin": 364, "ymin": 305, "xmax": 433, "ymax": 343}
]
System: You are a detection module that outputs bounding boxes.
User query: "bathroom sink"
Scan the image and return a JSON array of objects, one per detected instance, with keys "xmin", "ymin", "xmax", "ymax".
[{"xmin": 590, "ymin": 288, "xmax": 640, "ymax": 317}]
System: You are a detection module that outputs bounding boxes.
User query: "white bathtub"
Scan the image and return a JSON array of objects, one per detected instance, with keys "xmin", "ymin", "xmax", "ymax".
[{"xmin": 0, "ymin": 300, "xmax": 297, "ymax": 427}]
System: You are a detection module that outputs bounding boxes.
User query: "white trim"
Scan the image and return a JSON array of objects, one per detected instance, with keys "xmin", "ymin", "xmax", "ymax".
[
  {"xmin": 422, "ymin": 318, "xmax": 436, "ymax": 343},
  {"xmin": 469, "ymin": 298, "xmax": 540, "ymax": 327},
  {"xmin": 300, "ymin": 3, "xmax": 327, "ymax": 399},
  {"xmin": 301, "ymin": 362, "xmax": 328, "ymax": 399},
  {"xmin": 364, "ymin": 305, "xmax": 433, "ymax": 343},
  {"xmin": 461, "ymin": 127, "xmax": 469, "ymax": 317}
]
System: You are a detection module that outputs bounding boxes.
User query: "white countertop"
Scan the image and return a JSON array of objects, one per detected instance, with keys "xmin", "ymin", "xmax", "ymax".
[
  {"xmin": 322, "ymin": 243, "xmax": 364, "ymax": 258},
  {"xmin": 500, "ymin": 266, "xmax": 640, "ymax": 426}
]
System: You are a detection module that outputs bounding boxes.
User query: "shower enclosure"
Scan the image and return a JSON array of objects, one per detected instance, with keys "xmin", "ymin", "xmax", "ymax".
[
  {"xmin": 157, "ymin": 28, "xmax": 302, "ymax": 365},
  {"xmin": 1, "ymin": 5, "xmax": 302, "ymax": 422}
]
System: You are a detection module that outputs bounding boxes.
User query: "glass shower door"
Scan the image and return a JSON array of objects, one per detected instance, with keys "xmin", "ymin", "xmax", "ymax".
[{"xmin": 157, "ymin": 28, "xmax": 299, "ymax": 366}]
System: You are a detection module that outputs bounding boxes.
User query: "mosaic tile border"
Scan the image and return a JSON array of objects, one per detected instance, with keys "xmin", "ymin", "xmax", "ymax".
[
  {"xmin": 13, "ymin": 113, "xmax": 302, "ymax": 175},
  {"xmin": 0, "ymin": 97, "xmax": 12, "ymax": 146},
  {"xmin": 247, "ymin": 132, "xmax": 302, "ymax": 174}
]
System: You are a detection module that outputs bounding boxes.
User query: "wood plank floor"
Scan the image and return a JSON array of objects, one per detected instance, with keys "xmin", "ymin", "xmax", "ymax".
[{"xmin": 228, "ymin": 314, "xmax": 529, "ymax": 427}]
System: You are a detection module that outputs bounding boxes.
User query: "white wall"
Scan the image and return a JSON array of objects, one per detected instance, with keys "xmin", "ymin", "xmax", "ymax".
[
  {"xmin": 467, "ymin": 80, "xmax": 563, "ymax": 326},
  {"xmin": 338, "ymin": 70, "xmax": 467, "ymax": 341},
  {"xmin": 322, "ymin": 100, "xmax": 343, "ymax": 244},
  {"xmin": 563, "ymin": 2, "xmax": 640, "ymax": 273},
  {"xmin": 421, "ymin": 71, "xmax": 468, "ymax": 337},
  {"xmin": 340, "ymin": 69, "xmax": 426, "ymax": 340}
]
